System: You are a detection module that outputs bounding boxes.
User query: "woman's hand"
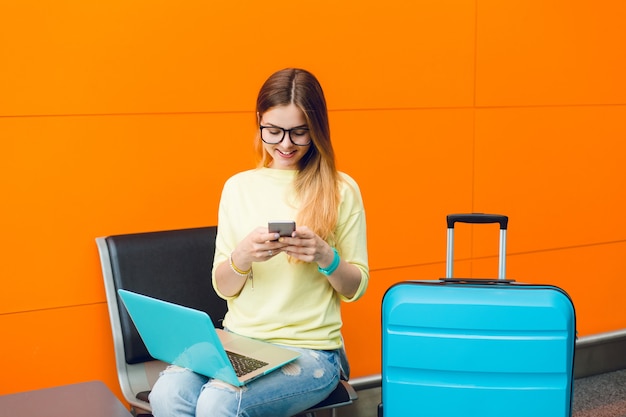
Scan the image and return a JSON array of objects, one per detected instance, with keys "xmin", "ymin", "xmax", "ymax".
[
  {"xmin": 278, "ymin": 226, "xmax": 335, "ymax": 267},
  {"xmin": 280, "ymin": 226, "xmax": 362, "ymax": 298},
  {"xmin": 231, "ymin": 227, "xmax": 291, "ymax": 271},
  {"xmin": 215, "ymin": 227, "xmax": 290, "ymax": 297}
]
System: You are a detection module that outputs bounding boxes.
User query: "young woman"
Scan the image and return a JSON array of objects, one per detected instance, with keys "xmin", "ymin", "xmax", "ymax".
[{"xmin": 149, "ymin": 68, "xmax": 369, "ymax": 417}]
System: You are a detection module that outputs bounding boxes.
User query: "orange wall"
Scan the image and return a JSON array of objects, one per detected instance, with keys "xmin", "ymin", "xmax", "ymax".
[{"xmin": 2, "ymin": 0, "xmax": 625, "ymax": 403}]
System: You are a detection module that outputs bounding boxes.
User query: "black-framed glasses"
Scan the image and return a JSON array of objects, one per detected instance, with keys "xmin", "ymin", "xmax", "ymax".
[{"xmin": 260, "ymin": 125, "xmax": 311, "ymax": 146}]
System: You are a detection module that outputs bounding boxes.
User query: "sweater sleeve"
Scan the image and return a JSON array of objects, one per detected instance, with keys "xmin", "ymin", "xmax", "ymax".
[{"xmin": 335, "ymin": 173, "xmax": 369, "ymax": 302}]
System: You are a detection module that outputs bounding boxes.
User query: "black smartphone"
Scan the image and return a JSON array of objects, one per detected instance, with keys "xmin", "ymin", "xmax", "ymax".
[{"xmin": 268, "ymin": 221, "xmax": 296, "ymax": 237}]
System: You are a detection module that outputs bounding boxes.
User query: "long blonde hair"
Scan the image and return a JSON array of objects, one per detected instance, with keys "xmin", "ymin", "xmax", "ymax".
[{"xmin": 254, "ymin": 68, "xmax": 340, "ymax": 242}]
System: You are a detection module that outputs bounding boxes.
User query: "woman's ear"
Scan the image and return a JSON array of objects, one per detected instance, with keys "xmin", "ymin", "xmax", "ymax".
[{"xmin": 256, "ymin": 112, "xmax": 261, "ymax": 124}]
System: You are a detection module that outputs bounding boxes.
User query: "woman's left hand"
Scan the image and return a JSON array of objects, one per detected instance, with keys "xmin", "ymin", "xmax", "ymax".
[
  {"xmin": 279, "ymin": 226, "xmax": 335, "ymax": 269},
  {"xmin": 281, "ymin": 226, "xmax": 361, "ymax": 298}
]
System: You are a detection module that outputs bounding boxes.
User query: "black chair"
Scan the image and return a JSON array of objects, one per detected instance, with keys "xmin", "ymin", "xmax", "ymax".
[{"xmin": 96, "ymin": 226, "xmax": 357, "ymax": 416}]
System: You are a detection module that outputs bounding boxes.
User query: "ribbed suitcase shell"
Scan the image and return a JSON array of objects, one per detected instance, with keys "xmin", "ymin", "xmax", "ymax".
[
  {"xmin": 381, "ymin": 282, "xmax": 575, "ymax": 416},
  {"xmin": 380, "ymin": 214, "xmax": 576, "ymax": 417}
]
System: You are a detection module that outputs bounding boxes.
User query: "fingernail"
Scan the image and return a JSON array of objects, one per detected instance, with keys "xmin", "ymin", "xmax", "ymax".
[
  {"xmin": 278, "ymin": 237, "xmax": 284, "ymax": 242},
  {"xmin": 274, "ymin": 233, "xmax": 280, "ymax": 240}
]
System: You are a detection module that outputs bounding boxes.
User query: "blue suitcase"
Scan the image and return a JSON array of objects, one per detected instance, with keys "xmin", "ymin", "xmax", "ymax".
[{"xmin": 380, "ymin": 214, "xmax": 576, "ymax": 417}]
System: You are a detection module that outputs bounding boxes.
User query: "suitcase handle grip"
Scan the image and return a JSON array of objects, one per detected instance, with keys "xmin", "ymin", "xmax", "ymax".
[
  {"xmin": 446, "ymin": 213, "xmax": 508, "ymax": 279},
  {"xmin": 447, "ymin": 213, "xmax": 508, "ymax": 230}
]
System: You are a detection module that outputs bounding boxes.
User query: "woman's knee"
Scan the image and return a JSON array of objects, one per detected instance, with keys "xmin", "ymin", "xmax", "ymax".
[
  {"xmin": 149, "ymin": 366, "xmax": 207, "ymax": 416},
  {"xmin": 196, "ymin": 380, "xmax": 243, "ymax": 417}
]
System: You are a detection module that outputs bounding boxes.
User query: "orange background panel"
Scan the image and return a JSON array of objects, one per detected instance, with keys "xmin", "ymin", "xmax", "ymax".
[
  {"xmin": 0, "ymin": 0, "xmax": 475, "ymax": 116},
  {"xmin": 474, "ymin": 106, "xmax": 626, "ymax": 253},
  {"xmin": 0, "ymin": 304, "xmax": 120, "ymax": 397},
  {"xmin": 476, "ymin": 0, "xmax": 626, "ymax": 106},
  {"xmin": 331, "ymin": 109, "xmax": 475, "ymax": 269}
]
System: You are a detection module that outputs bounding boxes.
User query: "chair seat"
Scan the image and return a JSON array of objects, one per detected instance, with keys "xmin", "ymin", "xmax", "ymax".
[{"xmin": 295, "ymin": 380, "xmax": 357, "ymax": 415}]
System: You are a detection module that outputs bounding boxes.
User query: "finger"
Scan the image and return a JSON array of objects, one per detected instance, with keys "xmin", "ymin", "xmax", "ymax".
[
  {"xmin": 261, "ymin": 247, "xmax": 283, "ymax": 258},
  {"xmin": 264, "ymin": 232, "xmax": 281, "ymax": 242}
]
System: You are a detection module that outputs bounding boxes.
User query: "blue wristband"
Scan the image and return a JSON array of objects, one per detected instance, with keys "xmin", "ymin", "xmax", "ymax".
[{"xmin": 318, "ymin": 248, "xmax": 340, "ymax": 276}]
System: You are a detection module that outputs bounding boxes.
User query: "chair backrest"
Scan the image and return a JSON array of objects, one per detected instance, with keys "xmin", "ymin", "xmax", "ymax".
[{"xmin": 97, "ymin": 226, "xmax": 226, "ymax": 412}]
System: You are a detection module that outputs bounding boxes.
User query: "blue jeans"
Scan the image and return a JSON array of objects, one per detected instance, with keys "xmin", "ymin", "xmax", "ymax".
[{"xmin": 149, "ymin": 347, "xmax": 341, "ymax": 417}]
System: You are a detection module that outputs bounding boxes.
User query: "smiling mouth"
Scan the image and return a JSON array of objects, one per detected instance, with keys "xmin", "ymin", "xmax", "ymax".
[{"xmin": 277, "ymin": 149, "xmax": 296, "ymax": 157}]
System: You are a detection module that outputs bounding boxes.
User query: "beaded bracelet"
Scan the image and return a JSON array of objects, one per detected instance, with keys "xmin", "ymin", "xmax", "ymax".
[
  {"xmin": 229, "ymin": 252, "xmax": 252, "ymax": 277},
  {"xmin": 318, "ymin": 248, "xmax": 340, "ymax": 276}
]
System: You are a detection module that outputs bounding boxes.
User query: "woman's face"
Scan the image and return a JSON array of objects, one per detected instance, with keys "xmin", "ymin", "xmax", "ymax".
[{"xmin": 259, "ymin": 103, "xmax": 311, "ymax": 170}]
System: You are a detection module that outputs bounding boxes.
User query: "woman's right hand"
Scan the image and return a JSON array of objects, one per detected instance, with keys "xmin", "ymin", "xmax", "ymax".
[
  {"xmin": 216, "ymin": 227, "xmax": 292, "ymax": 296},
  {"xmin": 230, "ymin": 227, "xmax": 291, "ymax": 270}
]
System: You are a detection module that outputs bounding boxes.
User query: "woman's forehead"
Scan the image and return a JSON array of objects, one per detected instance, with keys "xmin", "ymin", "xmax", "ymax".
[{"xmin": 261, "ymin": 104, "xmax": 306, "ymax": 126}]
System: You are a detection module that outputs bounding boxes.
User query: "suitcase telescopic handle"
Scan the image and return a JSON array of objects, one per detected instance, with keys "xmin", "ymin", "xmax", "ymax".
[
  {"xmin": 447, "ymin": 213, "xmax": 508, "ymax": 229},
  {"xmin": 446, "ymin": 213, "xmax": 508, "ymax": 280}
]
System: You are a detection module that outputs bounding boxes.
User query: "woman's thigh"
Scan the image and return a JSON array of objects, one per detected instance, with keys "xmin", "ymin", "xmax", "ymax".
[{"xmin": 196, "ymin": 347, "xmax": 340, "ymax": 417}]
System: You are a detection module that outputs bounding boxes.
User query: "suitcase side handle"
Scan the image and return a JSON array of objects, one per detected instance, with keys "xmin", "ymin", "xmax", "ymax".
[
  {"xmin": 446, "ymin": 213, "xmax": 508, "ymax": 280},
  {"xmin": 447, "ymin": 213, "xmax": 508, "ymax": 229}
]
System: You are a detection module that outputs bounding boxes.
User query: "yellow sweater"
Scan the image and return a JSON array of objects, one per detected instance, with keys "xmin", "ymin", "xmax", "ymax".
[{"xmin": 212, "ymin": 168, "xmax": 369, "ymax": 350}]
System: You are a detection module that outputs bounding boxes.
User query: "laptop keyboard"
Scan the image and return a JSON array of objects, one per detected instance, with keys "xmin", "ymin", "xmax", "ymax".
[{"xmin": 226, "ymin": 351, "xmax": 269, "ymax": 377}]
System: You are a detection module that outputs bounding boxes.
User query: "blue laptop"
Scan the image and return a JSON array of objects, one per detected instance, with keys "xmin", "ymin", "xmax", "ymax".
[{"xmin": 117, "ymin": 289, "xmax": 300, "ymax": 386}]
